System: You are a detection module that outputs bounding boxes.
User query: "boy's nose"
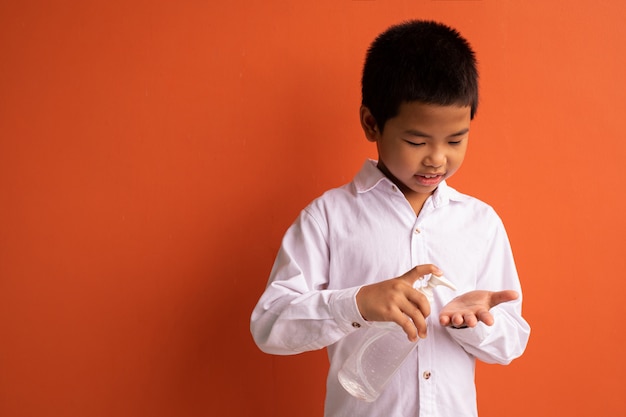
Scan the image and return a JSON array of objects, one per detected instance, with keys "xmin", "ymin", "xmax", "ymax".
[{"xmin": 424, "ymin": 151, "xmax": 445, "ymax": 168}]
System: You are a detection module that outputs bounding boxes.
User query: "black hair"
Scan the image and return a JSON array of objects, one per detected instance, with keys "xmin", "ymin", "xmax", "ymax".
[{"xmin": 362, "ymin": 20, "xmax": 479, "ymax": 131}]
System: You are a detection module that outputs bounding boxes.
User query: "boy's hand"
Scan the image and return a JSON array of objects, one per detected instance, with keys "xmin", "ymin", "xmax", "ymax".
[
  {"xmin": 439, "ymin": 290, "xmax": 519, "ymax": 328},
  {"xmin": 356, "ymin": 264, "xmax": 442, "ymax": 342}
]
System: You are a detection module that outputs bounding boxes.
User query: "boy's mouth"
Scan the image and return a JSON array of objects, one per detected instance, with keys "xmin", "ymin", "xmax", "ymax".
[{"xmin": 415, "ymin": 173, "xmax": 444, "ymax": 186}]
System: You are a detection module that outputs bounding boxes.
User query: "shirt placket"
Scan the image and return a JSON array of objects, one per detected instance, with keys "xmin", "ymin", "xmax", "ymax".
[{"xmin": 411, "ymin": 216, "xmax": 436, "ymax": 417}]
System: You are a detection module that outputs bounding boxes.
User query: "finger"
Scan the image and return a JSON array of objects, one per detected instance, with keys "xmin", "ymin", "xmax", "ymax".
[
  {"xmin": 451, "ymin": 313, "xmax": 465, "ymax": 327},
  {"xmin": 489, "ymin": 290, "xmax": 519, "ymax": 308},
  {"xmin": 397, "ymin": 315, "xmax": 419, "ymax": 342},
  {"xmin": 463, "ymin": 313, "xmax": 478, "ymax": 328},
  {"xmin": 400, "ymin": 264, "xmax": 443, "ymax": 286},
  {"xmin": 439, "ymin": 314, "xmax": 451, "ymax": 326},
  {"xmin": 407, "ymin": 308, "xmax": 428, "ymax": 340},
  {"xmin": 476, "ymin": 309, "xmax": 494, "ymax": 326},
  {"xmin": 392, "ymin": 297, "xmax": 428, "ymax": 340},
  {"xmin": 405, "ymin": 288, "xmax": 431, "ymax": 318},
  {"xmin": 440, "ymin": 312, "xmax": 468, "ymax": 328},
  {"xmin": 387, "ymin": 307, "xmax": 420, "ymax": 342}
]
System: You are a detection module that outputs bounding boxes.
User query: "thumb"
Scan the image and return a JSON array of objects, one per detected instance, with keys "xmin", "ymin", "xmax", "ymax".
[
  {"xmin": 400, "ymin": 264, "xmax": 443, "ymax": 285},
  {"xmin": 489, "ymin": 290, "xmax": 519, "ymax": 308}
]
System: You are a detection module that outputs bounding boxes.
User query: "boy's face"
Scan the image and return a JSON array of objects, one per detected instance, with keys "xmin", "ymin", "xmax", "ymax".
[{"xmin": 361, "ymin": 101, "xmax": 471, "ymax": 210}]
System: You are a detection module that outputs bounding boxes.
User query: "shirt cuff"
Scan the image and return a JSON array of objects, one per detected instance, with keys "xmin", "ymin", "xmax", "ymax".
[
  {"xmin": 444, "ymin": 321, "xmax": 492, "ymax": 345},
  {"xmin": 329, "ymin": 286, "xmax": 368, "ymax": 333}
]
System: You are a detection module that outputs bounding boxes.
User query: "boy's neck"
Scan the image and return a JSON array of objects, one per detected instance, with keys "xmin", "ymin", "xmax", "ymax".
[
  {"xmin": 405, "ymin": 191, "xmax": 431, "ymax": 216},
  {"xmin": 376, "ymin": 161, "xmax": 433, "ymax": 215}
]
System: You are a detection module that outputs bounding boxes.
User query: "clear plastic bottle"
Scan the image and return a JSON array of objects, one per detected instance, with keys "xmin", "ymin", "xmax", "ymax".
[{"xmin": 337, "ymin": 274, "xmax": 456, "ymax": 402}]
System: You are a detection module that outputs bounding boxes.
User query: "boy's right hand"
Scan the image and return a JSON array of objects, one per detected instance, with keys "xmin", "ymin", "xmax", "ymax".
[{"xmin": 355, "ymin": 264, "xmax": 442, "ymax": 342}]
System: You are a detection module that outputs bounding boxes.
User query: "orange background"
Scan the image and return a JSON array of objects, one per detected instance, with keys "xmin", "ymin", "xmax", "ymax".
[{"xmin": 1, "ymin": 1, "xmax": 625, "ymax": 416}]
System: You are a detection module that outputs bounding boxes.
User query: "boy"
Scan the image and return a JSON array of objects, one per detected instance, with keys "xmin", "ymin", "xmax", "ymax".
[{"xmin": 251, "ymin": 20, "xmax": 530, "ymax": 417}]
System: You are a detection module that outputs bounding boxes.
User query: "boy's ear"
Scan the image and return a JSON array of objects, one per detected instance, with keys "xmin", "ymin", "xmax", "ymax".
[{"xmin": 360, "ymin": 106, "xmax": 380, "ymax": 142}]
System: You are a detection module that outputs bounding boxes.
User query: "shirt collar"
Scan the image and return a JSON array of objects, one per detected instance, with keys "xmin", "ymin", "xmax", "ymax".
[
  {"xmin": 353, "ymin": 159, "xmax": 467, "ymax": 207},
  {"xmin": 353, "ymin": 159, "xmax": 389, "ymax": 193}
]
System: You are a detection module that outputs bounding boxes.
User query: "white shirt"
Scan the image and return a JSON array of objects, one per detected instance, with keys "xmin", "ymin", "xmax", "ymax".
[{"xmin": 251, "ymin": 160, "xmax": 530, "ymax": 417}]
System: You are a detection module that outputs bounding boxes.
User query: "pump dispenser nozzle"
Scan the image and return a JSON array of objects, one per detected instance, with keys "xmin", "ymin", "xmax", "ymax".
[{"xmin": 415, "ymin": 274, "xmax": 457, "ymax": 302}]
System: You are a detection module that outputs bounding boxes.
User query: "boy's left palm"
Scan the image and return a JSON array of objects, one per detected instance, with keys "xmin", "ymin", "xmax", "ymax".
[{"xmin": 439, "ymin": 290, "xmax": 519, "ymax": 328}]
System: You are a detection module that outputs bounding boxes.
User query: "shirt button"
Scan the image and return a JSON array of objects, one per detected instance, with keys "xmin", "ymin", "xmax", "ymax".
[
  {"xmin": 423, "ymin": 371, "xmax": 431, "ymax": 380},
  {"xmin": 352, "ymin": 322, "xmax": 361, "ymax": 328},
  {"xmin": 414, "ymin": 228, "xmax": 420, "ymax": 234}
]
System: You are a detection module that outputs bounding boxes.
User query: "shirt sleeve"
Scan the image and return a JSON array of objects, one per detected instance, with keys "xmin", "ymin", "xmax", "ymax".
[
  {"xmin": 444, "ymin": 215, "xmax": 531, "ymax": 365},
  {"xmin": 250, "ymin": 208, "xmax": 367, "ymax": 355}
]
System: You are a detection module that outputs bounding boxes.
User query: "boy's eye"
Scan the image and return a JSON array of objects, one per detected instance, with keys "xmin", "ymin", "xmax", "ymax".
[
  {"xmin": 405, "ymin": 140, "xmax": 425, "ymax": 147},
  {"xmin": 448, "ymin": 140, "xmax": 464, "ymax": 145}
]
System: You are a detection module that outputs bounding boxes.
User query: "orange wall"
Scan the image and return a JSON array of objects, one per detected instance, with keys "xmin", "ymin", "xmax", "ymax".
[{"xmin": 1, "ymin": 1, "xmax": 625, "ymax": 416}]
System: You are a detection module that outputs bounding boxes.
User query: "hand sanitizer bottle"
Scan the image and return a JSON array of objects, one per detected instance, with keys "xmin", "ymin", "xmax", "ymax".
[{"xmin": 337, "ymin": 274, "xmax": 456, "ymax": 402}]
